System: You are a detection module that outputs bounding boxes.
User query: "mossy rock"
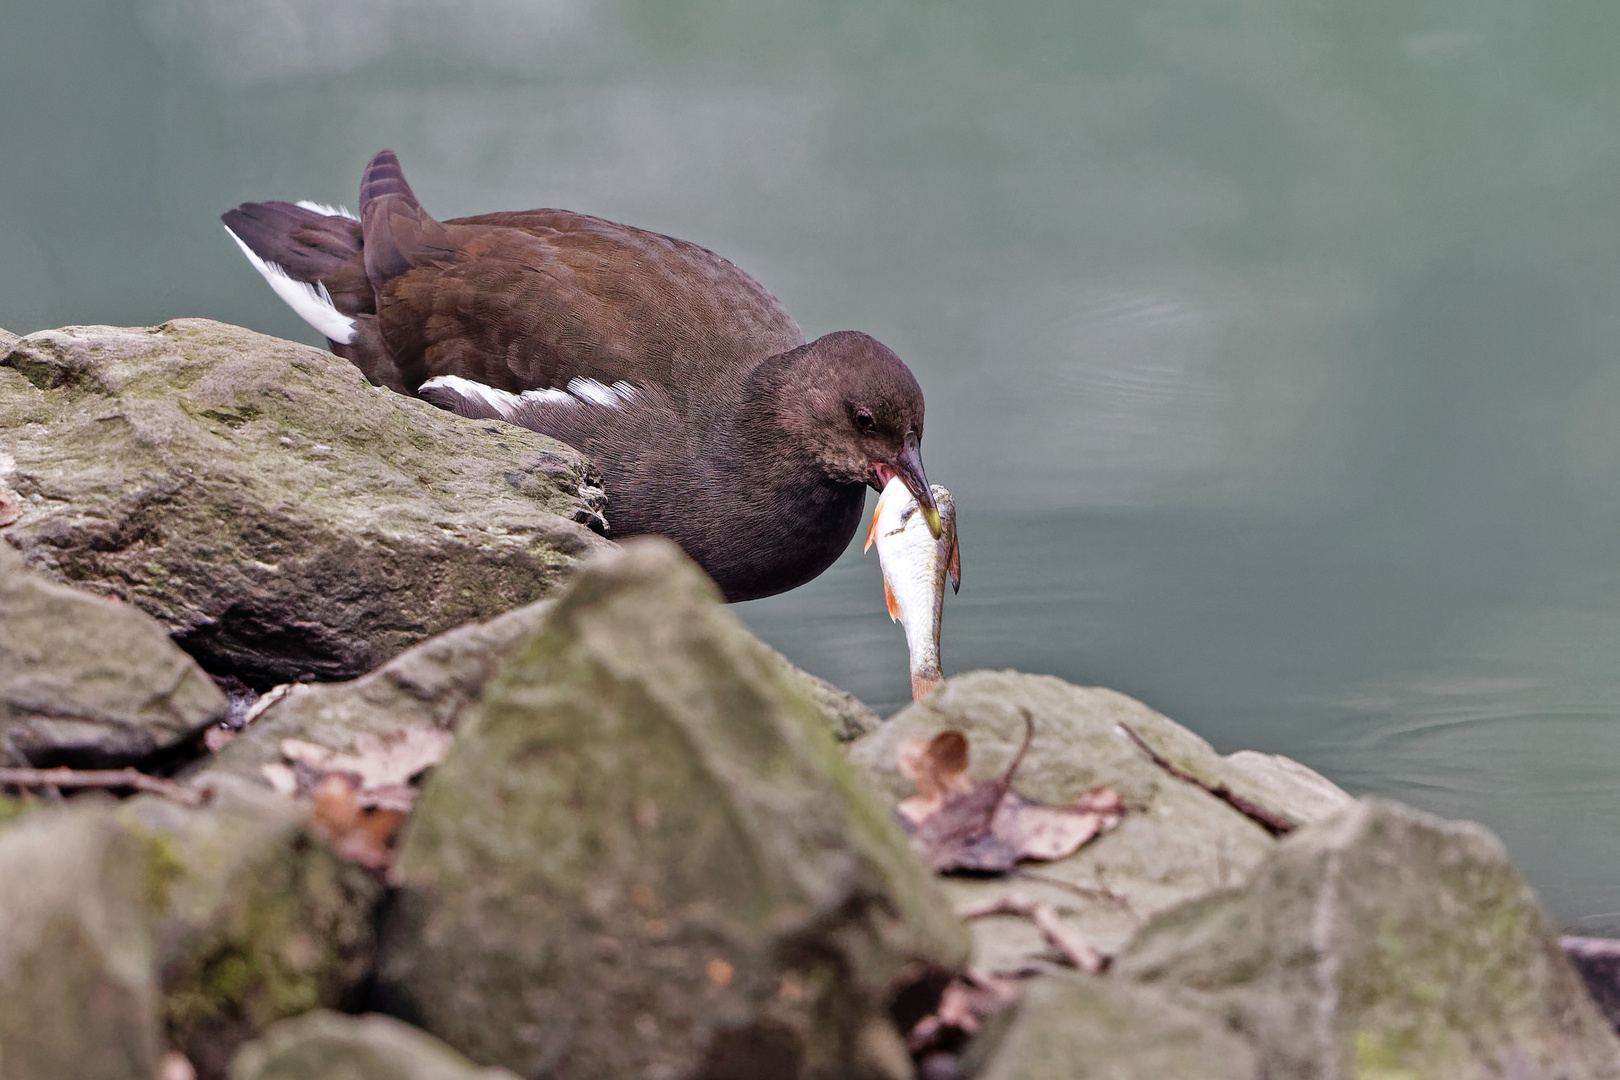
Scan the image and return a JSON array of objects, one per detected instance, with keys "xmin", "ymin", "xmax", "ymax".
[
  {"xmin": 117, "ymin": 776, "xmax": 380, "ymax": 1080},
  {"xmin": 1118, "ymin": 798, "xmax": 1620, "ymax": 1079},
  {"xmin": 375, "ymin": 538, "xmax": 968, "ymax": 1080},
  {"xmin": 204, "ymin": 596, "xmax": 876, "ymax": 792},
  {"xmin": 0, "ymin": 803, "xmax": 161, "ymax": 1080},
  {"xmin": 0, "ymin": 320, "xmax": 610, "ymax": 685}
]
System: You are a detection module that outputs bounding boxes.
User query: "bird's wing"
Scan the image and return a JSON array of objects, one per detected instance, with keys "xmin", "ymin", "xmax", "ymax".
[{"xmin": 377, "ymin": 210, "xmax": 804, "ymax": 406}]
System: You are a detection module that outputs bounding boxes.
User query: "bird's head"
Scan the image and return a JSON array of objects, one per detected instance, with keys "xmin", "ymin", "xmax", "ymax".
[{"xmin": 767, "ymin": 330, "xmax": 941, "ymax": 537}]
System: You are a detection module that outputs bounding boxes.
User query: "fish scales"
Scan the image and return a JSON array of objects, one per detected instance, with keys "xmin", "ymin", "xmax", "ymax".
[{"xmin": 865, "ymin": 477, "xmax": 960, "ymax": 700}]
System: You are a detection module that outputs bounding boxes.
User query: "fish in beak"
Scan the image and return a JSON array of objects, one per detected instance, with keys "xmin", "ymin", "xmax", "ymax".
[
  {"xmin": 865, "ymin": 477, "xmax": 960, "ymax": 700},
  {"xmin": 876, "ymin": 436, "xmax": 941, "ymax": 538}
]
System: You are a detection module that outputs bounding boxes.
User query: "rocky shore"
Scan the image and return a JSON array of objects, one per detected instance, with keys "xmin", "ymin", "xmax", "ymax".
[{"xmin": 4, "ymin": 322, "xmax": 1620, "ymax": 1079}]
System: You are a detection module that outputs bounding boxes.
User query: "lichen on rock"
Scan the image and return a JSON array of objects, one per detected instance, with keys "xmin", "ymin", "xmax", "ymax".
[
  {"xmin": 1116, "ymin": 798, "xmax": 1620, "ymax": 1079},
  {"xmin": 117, "ymin": 776, "xmax": 380, "ymax": 1080}
]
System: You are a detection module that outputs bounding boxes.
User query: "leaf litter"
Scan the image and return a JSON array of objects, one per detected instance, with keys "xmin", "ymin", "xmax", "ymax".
[
  {"xmin": 893, "ymin": 711, "xmax": 1124, "ymax": 1072},
  {"xmin": 896, "ymin": 709, "xmax": 1123, "ymax": 874},
  {"xmin": 261, "ymin": 727, "xmax": 453, "ymax": 868}
]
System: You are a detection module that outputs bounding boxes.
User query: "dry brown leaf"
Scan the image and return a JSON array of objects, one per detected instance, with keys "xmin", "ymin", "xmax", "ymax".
[
  {"xmin": 898, "ymin": 712, "xmax": 1123, "ymax": 873},
  {"xmin": 269, "ymin": 727, "xmax": 453, "ymax": 869},
  {"xmin": 307, "ymin": 774, "xmax": 404, "ymax": 869},
  {"xmin": 897, "ymin": 730, "xmax": 974, "ymax": 825},
  {"xmin": 280, "ymin": 727, "xmax": 453, "ymax": 793}
]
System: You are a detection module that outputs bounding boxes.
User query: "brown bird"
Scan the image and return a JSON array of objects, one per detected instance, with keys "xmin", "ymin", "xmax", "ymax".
[{"xmin": 222, "ymin": 150, "xmax": 939, "ymax": 602}]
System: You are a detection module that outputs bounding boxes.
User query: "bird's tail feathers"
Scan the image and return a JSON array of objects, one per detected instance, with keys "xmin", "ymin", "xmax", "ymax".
[
  {"xmin": 359, "ymin": 149, "xmax": 419, "ymax": 216},
  {"xmin": 221, "ymin": 200, "xmax": 370, "ymax": 343}
]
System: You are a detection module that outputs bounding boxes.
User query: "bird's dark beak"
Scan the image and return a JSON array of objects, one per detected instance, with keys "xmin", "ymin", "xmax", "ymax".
[{"xmin": 893, "ymin": 437, "xmax": 941, "ymax": 539}]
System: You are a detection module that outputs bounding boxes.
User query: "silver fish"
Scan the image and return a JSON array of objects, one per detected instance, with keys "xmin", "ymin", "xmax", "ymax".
[{"xmin": 866, "ymin": 477, "xmax": 960, "ymax": 700}]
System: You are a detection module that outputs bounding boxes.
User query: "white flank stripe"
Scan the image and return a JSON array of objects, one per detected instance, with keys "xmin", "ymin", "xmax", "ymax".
[
  {"xmin": 420, "ymin": 375, "xmax": 525, "ymax": 420},
  {"xmin": 295, "ymin": 200, "xmax": 358, "ymax": 221},
  {"xmin": 566, "ymin": 377, "xmax": 638, "ymax": 406},
  {"xmin": 225, "ymin": 226, "xmax": 357, "ymax": 344},
  {"xmin": 418, "ymin": 375, "xmax": 642, "ymax": 418},
  {"xmin": 519, "ymin": 387, "xmax": 577, "ymax": 406}
]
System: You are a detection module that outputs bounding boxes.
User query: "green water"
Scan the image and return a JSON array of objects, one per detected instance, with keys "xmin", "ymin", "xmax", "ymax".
[{"xmin": 7, "ymin": 0, "xmax": 1620, "ymax": 928}]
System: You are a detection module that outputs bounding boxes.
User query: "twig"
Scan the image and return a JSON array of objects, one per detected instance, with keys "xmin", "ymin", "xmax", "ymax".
[
  {"xmin": 1117, "ymin": 723, "xmax": 1296, "ymax": 837},
  {"xmin": 983, "ymin": 708, "xmax": 1037, "ymax": 825},
  {"xmin": 1012, "ymin": 867, "xmax": 1137, "ymax": 917},
  {"xmin": 0, "ymin": 767, "xmax": 210, "ymax": 807},
  {"xmin": 959, "ymin": 893, "xmax": 1106, "ymax": 972}
]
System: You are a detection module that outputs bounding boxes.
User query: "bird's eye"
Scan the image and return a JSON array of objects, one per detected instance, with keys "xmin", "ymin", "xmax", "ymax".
[{"xmin": 855, "ymin": 410, "xmax": 877, "ymax": 434}]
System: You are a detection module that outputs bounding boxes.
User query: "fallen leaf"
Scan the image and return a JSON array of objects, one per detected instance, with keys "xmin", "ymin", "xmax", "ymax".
[
  {"xmin": 278, "ymin": 728, "xmax": 452, "ymax": 802},
  {"xmin": 897, "ymin": 731, "xmax": 974, "ymax": 825},
  {"xmin": 898, "ymin": 711, "xmax": 1123, "ymax": 873},
  {"xmin": 307, "ymin": 774, "xmax": 403, "ymax": 869},
  {"xmin": 270, "ymin": 727, "xmax": 455, "ymax": 870}
]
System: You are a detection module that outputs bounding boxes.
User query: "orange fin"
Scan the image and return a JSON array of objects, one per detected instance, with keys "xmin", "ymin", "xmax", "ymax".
[
  {"xmin": 947, "ymin": 535, "xmax": 961, "ymax": 593},
  {"xmin": 865, "ymin": 506, "xmax": 880, "ymax": 552},
  {"xmin": 884, "ymin": 578, "xmax": 900, "ymax": 621}
]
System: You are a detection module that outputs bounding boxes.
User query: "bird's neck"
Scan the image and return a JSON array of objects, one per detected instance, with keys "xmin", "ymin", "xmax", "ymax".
[{"xmin": 691, "ymin": 365, "xmax": 866, "ymax": 600}]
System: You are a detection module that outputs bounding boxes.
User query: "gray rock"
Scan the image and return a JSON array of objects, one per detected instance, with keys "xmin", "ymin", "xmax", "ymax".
[
  {"xmin": 376, "ymin": 538, "xmax": 969, "ymax": 1080},
  {"xmin": 230, "ymin": 1011, "xmax": 518, "ymax": 1080},
  {"xmin": 0, "ymin": 538, "xmax": 228, "ymax": 766},
  {"xmin": 1118, "ymin": 798, "xmax": 1620, "ymax": 1079},
  {"xmin": 0, "ymin": 803, "xmax": 161, "ymax": 1080},
  {"xmin": 204, "ymin": 596, "xmax": 876, "ymax": 790},
  {"xmin": 0, "ymin": 320, "xmax": 609, "ymax": 685},
  {"xmin": 1218, "ymin": 748, "xmax": 1355, "ymax": 825},
  {"xmin": 848, "ymin": 672, "xmax": 1347, "ymax": 965},
  {"xmin": 117, "ymin": 775, "xmax": 381, "ymax": 1080},
  {"xmin": 200, "ymin": 599, "xmax": 559, "ymax": 786},
  {"xmin": 765, "ymin": 649, "xmax": 881, "ymax": 742},
  {"xmin": 969, "ymin": 974, "xmax": 1259, "ymax": 1080}
]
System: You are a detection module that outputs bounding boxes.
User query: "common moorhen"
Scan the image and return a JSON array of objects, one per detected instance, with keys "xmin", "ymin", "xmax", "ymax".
[{"xmin": 223, "ymin": 150, "xmax": 940, "ymax": 601}]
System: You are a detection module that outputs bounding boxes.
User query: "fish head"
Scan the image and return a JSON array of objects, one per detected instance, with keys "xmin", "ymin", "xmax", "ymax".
[{"xmin": 871, "ymin": 434, "xmax": 941, "ymax": 538}]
